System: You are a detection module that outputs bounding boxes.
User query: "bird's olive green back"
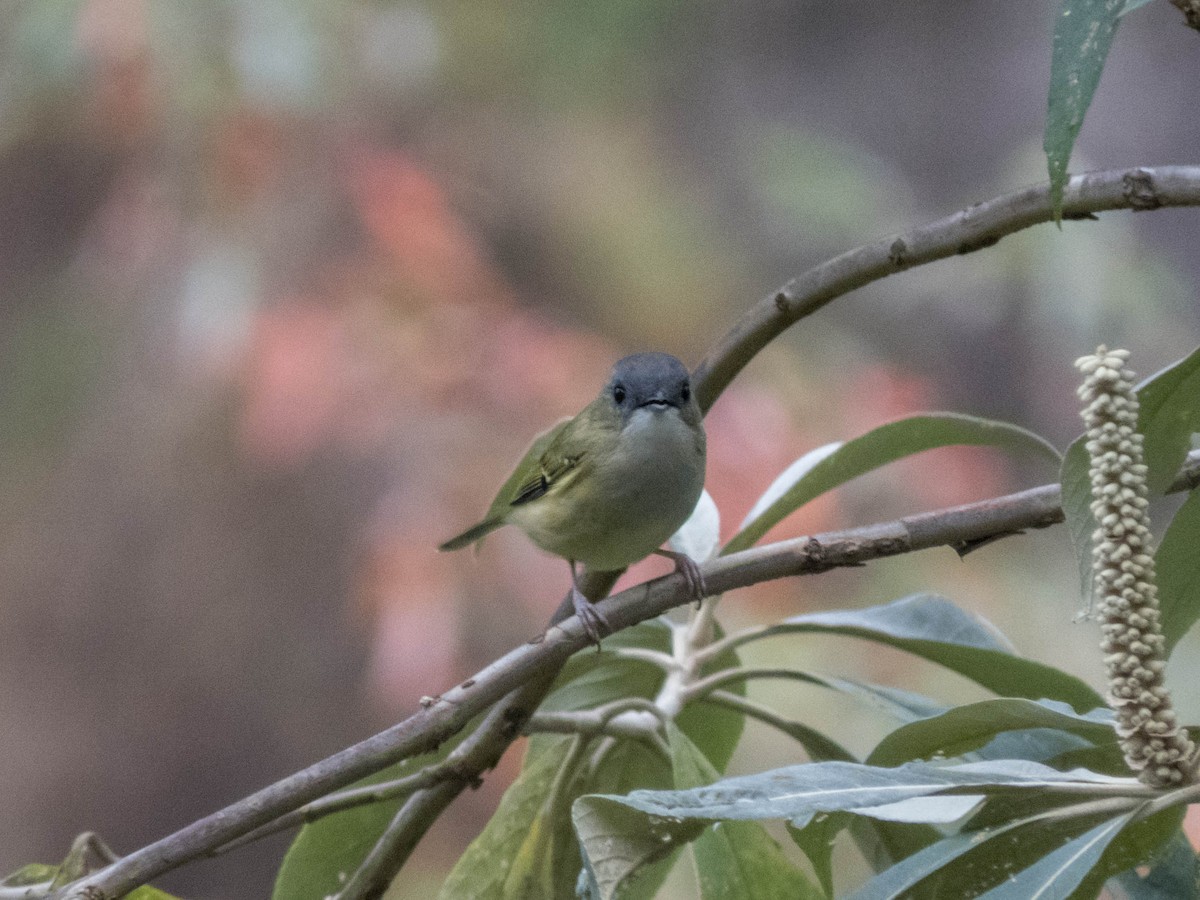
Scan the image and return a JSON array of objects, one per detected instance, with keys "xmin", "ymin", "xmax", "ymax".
[{"xmin": 482, "ymin": 417, "xmax": 571, "ymax": 522}]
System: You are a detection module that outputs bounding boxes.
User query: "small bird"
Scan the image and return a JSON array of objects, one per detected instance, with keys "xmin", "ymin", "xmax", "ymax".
[{"xmin": 439, "ymin": 352, "xmax": 707, "ymax": 643}]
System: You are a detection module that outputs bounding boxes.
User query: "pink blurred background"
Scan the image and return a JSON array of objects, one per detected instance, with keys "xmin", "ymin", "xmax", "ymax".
[{"xmin": 2, "ymin": 1, "xmax": 1199, "ymax": 895}]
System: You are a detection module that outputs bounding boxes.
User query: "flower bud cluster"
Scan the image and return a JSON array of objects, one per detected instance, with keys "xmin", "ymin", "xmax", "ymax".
[{"xmin": 1076, "ymin": 346, "xmax": 1195, "ymax": 786}]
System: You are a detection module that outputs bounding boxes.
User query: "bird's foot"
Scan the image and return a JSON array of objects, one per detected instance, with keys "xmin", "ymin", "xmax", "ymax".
[
  {"xmin": 654, "ymin": 549, "xmax": 707, "ymax": 608},
  {"xmin": 571, "ymin": 585, "xmax": 611, "ymax": 649}
]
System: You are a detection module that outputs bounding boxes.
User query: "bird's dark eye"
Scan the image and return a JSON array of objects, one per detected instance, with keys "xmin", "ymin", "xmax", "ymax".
[
  {"xmin": 613, "ymin": 384, "xmax": 627, "ymax": 404},
  {"xmin": 680, "ymin": 382, "xmax": 691, "ymax": 402}
]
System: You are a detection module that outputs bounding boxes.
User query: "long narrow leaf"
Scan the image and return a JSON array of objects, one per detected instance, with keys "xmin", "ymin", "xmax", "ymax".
[
  {"xmin": 436, "ymin": 739, "xmax": 576, "ymax": 900},
  {"xmin": 1113, "ymin": 830, "xmax": 1200, "ymax": 899},
  {"xmin": 575, "ymin": 759, "xmax": 1136, "ymax": 831},
  {"xmin": 1044, "ymin": 0, "xmax": 1124, "ymax": 218},
  {"xmin": 846, "ymin": 813, "xmax": 1058, "ymax": 900},
  {"xmin": 573, "ymin": 760, "xmax": 1136, "ymax": 900},
  {"xmin": 1135, "ymin": 345, "xmax": 1200, "ymax": 495},
  {"xmin": 867, "ymin": 699, "xmax": 1114, "ymax": 767},
  {"xmin": 1060, "ymin": 436, "xmax": 1096, "ymax": 608},
  {"xmin": 978, "ymin": 812, "xmax": 1134, "ymax": 899},
  {"xmin": 1156, "ymin": 489, "xmax": 1200, "ymax": 654},
  {"xmin": 723, "ymin": 595, "xmax": 1101, "ymax": 712},
  {"xmin": 725, "ymin": 414, "xmax": 1060, "ymax": 554},
  {"xmin": 668, "ymin": 727, "xmax": 821, "ymax": 900}
]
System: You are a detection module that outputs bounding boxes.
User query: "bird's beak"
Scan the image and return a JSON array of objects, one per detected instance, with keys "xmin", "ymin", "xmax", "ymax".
[{"xmin": 639, "ymin": 390, "xmax": 675, "ymax": 410}]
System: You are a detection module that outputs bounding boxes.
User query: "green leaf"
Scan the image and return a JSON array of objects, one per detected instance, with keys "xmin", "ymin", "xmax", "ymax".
[
  {"xmin": 2, "ymin": 863, "xmax": 59, "ymax": 887},
  {"xmin": 787, "ymin": 813, "xmax": 849, "ymax": 898},
  {"xmin": 1044, "ymin": 740, "xmax": 1130, "ymax": 777},
  {"xmin": 1083, "ymin": 807, "xmax": 1187, "ymax": 897},
  {"xmin": 436, "ymin": 739, "xmax": 576, "ymax": 900},
  {"xmin": 668, "ymin": 726, "xmax": 820, "ymax": 900},
  {"xmin": 573, "ymin": 796, "xmax": 705, "ymax": 900},
  {"xmin": 576, "ymin": 759, "xmax": 1133, "ymax": 831},
  {"xmin": 1113, "ymin": 830, "xmax": 1200, "ymax": 899},
  {"xmin": 846, "ymin": 814, "xmax": 1035, "ymax": 900},
  {"xmin": 274, "ymin": 723, "xmax": 474, "ymax": 900},
  {"xmin": 1060, "ymin": 435, "xmax": 1096, "ymax": 609},
  {"xmin": 1157, "ymin": 489, "xmax": 1200, "ymax": 654},
  {"xmin": 778, "ymin": 684, "xmax": 948, "ymax": 874},
  {"xmin": 1044, "ymin": 0, "xmax": 1124, "ymax": 219},
  {"xmin": 724, "ymin": 414, "xmax": 1061, "ymax": 554},
  {"xmin": 848, "ymin": 797, "xmax": 1157, "ymax": 900},
  {"xmin": 574, "ymin": 760, "xmax": 1137, "ymax": 896},
  {"xmin": 977, "ymin": 812, "xmax": 1134, "ymax": 899},
  {"xmin": 867, "ymin": 699, "xmax": 1115, "ymax": 768},
  {"xmin": 1136, "ymin": 346, "xmax": 1200, "ymax": 495},
  {"xmin": 455, "ymin": 736, "xmax": 675, "ymax": 900},
  {"xmin": 587, "ymin": 741, "xmax": 680, "ymax": 900},
  {"xmin": 740, "ymin": 595, "xmax": 1102, "ymax": 712}
]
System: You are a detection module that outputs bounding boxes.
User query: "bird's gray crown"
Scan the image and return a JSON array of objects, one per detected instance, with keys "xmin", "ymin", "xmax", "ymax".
[{"xmin": 608, "ymin": 352, "xmax": 692, "ymax": 411}]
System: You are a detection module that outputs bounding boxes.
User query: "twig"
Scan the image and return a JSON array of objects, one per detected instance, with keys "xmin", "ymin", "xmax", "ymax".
[
  {"xmin": 680, "ymin": 666, "xmax": 829, "ymax": 703},
  {"xmin": 330, "ymin": 663, "xmax": 562, "ymax": 900},
  {"xmin": 214, "ymin": 695, "xmax": 663, "ymax": 854},
  {"xmin": 0, "ymin": 885, "xmax": 51, "ymax": 900},
  {"xmin": 527, "ymin": 698, "xmax": 668, "ymax": 740},
  {"xmin": 330, "ymin": 779, "xmax": 463, "ymax": 900},
  {"xmin": 692, "ymin": 165, "xmax": 1200, "ymax": 412}
]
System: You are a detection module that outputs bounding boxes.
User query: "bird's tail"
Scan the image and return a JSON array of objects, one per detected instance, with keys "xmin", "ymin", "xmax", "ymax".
[{"xmin": 438, "ymin": 518, "xmax": 504, "ymax": 552}]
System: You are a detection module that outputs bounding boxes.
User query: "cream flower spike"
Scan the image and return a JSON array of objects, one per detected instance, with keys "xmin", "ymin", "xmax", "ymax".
[{"xmin": 1075, "ymin": 346, "xmax": 1196, "ymax": 786}]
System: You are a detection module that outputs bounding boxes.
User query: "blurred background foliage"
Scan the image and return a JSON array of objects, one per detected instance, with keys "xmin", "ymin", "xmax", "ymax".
[{"xmin": 0, "ymin": 1, "xmax": 1198, "ymax": 896}]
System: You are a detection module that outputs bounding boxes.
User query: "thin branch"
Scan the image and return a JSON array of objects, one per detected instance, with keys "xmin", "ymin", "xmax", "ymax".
[
  {"xmin": 527, "ymin": 698, "xmax": 668, "ymax": 740},
  {"xmin": 692, "ymin": 165, "xmax": 1200, "ymax": 412},
  {"xmin": 0, "ymin": 885, "xmax": 52, "ymax": 900},
  {"xmin": 216, "ymin": 697, "xmax": 664, "ymax": 853},
  {"xmin": 604, "ymin": 646, "xmax": 678, "ymax": 670},
  {"xmin": 1135, "ymin": 781, "xmax": 1200, "ymax": 819},
  {"xmin": 330, "ymin": 779, "xmax": 462, "ymax": 900},
  {"xmin": 681, "ymin": 666, "xmax": 829, "ymax": 703},
  {"xmin": 51, "ymin": 165, "xmax": 1200, "ymax": 899},
  {"xmin": 211, "ymin": 760, "xmax": 452, "ymax": 855},
  {"xmin": 332, "ymin": 664, "xmax": 562, "ymax": 900}
]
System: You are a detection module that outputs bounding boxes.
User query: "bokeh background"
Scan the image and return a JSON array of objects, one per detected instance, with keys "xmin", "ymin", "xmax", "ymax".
[{"xmin": 2, "ymin": 1, "xmax": 1199, "ymax": 896}]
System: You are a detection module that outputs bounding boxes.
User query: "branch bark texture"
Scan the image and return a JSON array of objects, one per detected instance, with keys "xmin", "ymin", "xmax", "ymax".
[{"xmin": 693, "ymin": 166, "xmax": 1200, "ymax": 412}]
